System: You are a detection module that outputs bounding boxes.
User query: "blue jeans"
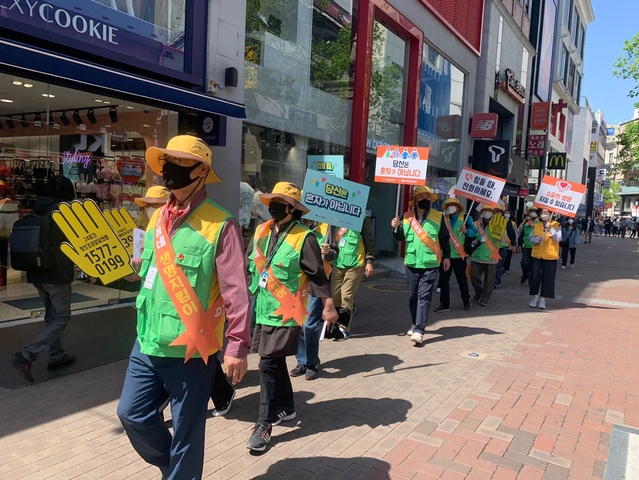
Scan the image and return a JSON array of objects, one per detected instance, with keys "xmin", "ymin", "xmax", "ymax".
[
  {"xmin": 295, "ymin": 296, "xmax": 323, "ymax": 367},
  {"xmin": 117, "ymin": 340, "xmax": 216, "ymax": 480},
  {"xmin": 22, "ymin": 283, "xmax": 71, "ymax": 363},
  {"xmin": 406, "ymin": 266, "xmax": 438, "ymax": 334}
]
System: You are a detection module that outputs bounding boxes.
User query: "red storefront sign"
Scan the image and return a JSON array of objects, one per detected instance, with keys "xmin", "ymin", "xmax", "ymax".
[
  {"xmin": 530, "ymin": 102, "xmax": 551, "ymax": 130},
  {"xmin": 518, "ymin": 189, "xmax": 529, "ymax": 197},
  {"xmin": 527, "ymin": 134, "xmax": 546, "ymax": 157},
  {"xmin": 470, "ymin": 113, "xmax": 499, "ymax": 138}
]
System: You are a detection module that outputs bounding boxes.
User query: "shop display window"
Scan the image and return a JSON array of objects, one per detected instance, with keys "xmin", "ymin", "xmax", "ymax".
[{"xmin": 0, "ymin": 73, "xmax": 178, "ymax": 321}]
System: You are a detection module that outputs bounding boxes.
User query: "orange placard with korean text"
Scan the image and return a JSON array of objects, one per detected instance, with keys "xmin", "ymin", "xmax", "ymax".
[
  {"xmin": 374, "ymin": 146, "xmax": 429, "ymax": 185},
  {"xmin": 533, "ymin": 175, "xmax": 586, "ymax": 218}
]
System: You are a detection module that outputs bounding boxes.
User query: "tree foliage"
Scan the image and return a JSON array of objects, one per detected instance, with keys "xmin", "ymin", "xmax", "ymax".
[
  {"xmin": 602, "ymin": 180, "xmax": 622, "ymax": 207},
  {"xmin": 611, "ymin": 119, "xmax": 639, "ymax": 181},
  {"xmin": 613, "ymin": 32, "xmax": 639, "ymax": 105}
]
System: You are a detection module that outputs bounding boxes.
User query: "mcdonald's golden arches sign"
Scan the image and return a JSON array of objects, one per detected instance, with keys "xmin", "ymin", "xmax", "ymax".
[{"xmin": 547, "ymin": 152, "xmax": 566, "ymax": 170}]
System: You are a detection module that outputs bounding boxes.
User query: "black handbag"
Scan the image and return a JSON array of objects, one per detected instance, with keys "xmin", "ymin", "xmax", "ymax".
[{"xmin": 464, "ymin": 236, "xmax": 481, "ymax": 256}]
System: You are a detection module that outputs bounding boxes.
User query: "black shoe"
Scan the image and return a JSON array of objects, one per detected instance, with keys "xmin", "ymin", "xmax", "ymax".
[
  {"xmin": 434, "ymin": 304, "xmax": 451, "ymax": 313},
  {"xmin": 463, "ymin": 301, "xmax": 471, "ymax": 311},
  {"xmin": 290, "ymin": 364, "xmax": 306, "ymax": 377},
  {"xmin": 493, "ymin": 283, "xmax": 501, "ymax": 289},
  {"xmin": 272, "ymin": 409, "xmax": 296, "ymax": 426},
  {"xmin": 305, "ymin": 359, "xmax": 320, "ymax": 381},
  {"xmin": 246, "ymin": 421, "xmax": 272, "ymax": 451},
  {"xmin": 211, "ymin": 391, "xmax": 236, "ymax": 417},
  {"xmin": 11, "ymin": 352, "xmax": 34, "ymax": 384},
  {"xmin": 479, "ymin": 301, "xmax": 488, "ymax": 307},
  {"xmin": 520, "ymin": 276, "xmax": 528, "ymax": 284},
  {"xmin": 472, "ymin": 294, "xmax": 480, "ymax": 302},
  {"xmin": 47, "ymin": 354, "xmax": 76, "ymax": 371}
]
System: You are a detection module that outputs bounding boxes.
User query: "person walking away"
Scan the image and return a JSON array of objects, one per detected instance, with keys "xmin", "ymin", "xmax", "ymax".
[
  {"xmin": 612, "ymin": 218, "xmax": 619, "ymax": 237},
  {"xmin": 596, "ymin": 217, "xmax": 604, "ymax": 236},
  {"xmin": 290, "ymin": 219, "xmax": 338, "ymax": 380},
  {"xmin": 529, "ymin": 208, "xmax": 561, "ymax": 309},
  {"xmin": 560, "ymin": 218, "xmax": 579, "ymax": 269},
  {"xmin": 10, "ymin": 176, "xmax": 77, "ymax": 383},
  {"xmin": 619, "ymin": 217, "xmax": 628, "ymax": 238},
  {"xmin": 584, "ymin": 216, "xmax": 595, "ymax": 243},
  {"xmin": 434, "ymin": 197, "xmax": 475, "ymax": 312},
  {"xmin": 604, "ymin": 217, "xmax": 612, "ymax": 236},
  {"xmin": 627, "ymin": 217, "xmax": 635, "ymax": 238},
  {"xmin": 116, "ymin": 135, "xmax": 252, "ymax": 480},
  {"xmin": 470, "ymin": 205, "xmax": 501, "ymax": 306},
  {"xmin": 391, "ymin": 186, "xmax": 450, "ymax": 344},
  {"xmin": 518, "ymin": 208, "xmax": 537, "ymax": 285},
  {"xmin": 502, "ymin": 208, "xmax": 516, "ymax": 272},
  {"xmin": 330, "ymin": 215, "xmax": 375, "ymax": 338},
  {"xmin": 134, "ymin": 185, "xmax": 170, "ymax": 229},
  {"xmin": 246, "ymin": 182, "xmax": 339, "ymax": 451}
]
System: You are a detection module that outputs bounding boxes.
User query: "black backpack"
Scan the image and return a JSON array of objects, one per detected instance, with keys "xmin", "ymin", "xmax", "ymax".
[{"xmin": 9, "ymin": 213, "xmax": 56, "ymax": 271}]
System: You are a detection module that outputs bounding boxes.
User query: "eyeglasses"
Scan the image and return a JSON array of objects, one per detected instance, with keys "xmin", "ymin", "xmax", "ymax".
[{"xmin": 157, "ymin": 155, "xmax": 184, "ymax": 166}]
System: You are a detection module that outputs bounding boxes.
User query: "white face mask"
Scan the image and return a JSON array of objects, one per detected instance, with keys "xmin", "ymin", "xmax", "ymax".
[
  {"xmin": 446, "ymin": 206, "xmax": 457, "ymax": 214},
  {"xmin": 568, "ymin": 219, "xmax": 574, "ymax": 224},
  {"xmin": 529, "ymin": 212, "xmax": 538, "ymax": 219},
  {"xmin": 145, "ymin": 207, "xmax": 158, "ymax": 219},
  {"xmin": 504, "ymin": 213, "xmax": 511, "ymax": 219},
  {"xmin": 482, "ymin": 211, "xmax": 493, "ymax": 220},
  {"xmin": 540, "ymin": 214, "xmax": 550, "ymax": 221}
]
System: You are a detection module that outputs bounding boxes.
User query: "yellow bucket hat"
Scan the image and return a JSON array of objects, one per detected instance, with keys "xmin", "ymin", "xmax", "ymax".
[
  {"xmin": 145, "ymin": 135, "xmax": 221, "ymax": 184},
  {"xmin": 493, "ymin": 200, "xmax": 506, "ymax": 212},
  {"xmin": 442, "ymin": 197, "xmax": 463, "ymax": 210},
  {"xmin": 134, "ymin": 185, "xmax": 171, "ymax": 206},
  {"xmin": 479, "ymin": 204, "xmax": 495, "ymax": 212},
  {"xmin": 409, "ymin": 186, "xmax": 438, "ymax": 206},
  {"xmin": 260, "ymin": 182, "xmax": 310, "ymax": 214}
]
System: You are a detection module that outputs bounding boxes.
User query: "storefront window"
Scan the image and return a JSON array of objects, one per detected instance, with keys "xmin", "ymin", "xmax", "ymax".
[
  {"xmin": 0, "ymin": 72, "xmax": 178, "ymax": 321},
  {"xmin": 417, "ymin": 42, "xmax": 466, "ymax": 203}
]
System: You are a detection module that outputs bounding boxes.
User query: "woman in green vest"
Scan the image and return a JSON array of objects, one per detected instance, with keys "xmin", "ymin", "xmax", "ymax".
[
  {"xmin": 518, "ymin": 207, "xmax": 538, "ymax": 285},
  {"xmin": 246, "ymin": 182, "xmax": 339, "ymax": 452},
  {"xmin": 469, "ymin": 204, "xmax": 500, "ymax": 306}
]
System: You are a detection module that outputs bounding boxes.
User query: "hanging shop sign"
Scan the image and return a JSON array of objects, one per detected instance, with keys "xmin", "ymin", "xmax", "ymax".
[
  {"xmin": 374, "ymin": 146, "xmax": 429, "ymax": 185},
  {"xmin": 500, "ymin": 68, "xmax": 526, "ymax": 103},
  {"xmin": 301, "ymin": 170, "xmax": 370, "ymax": 231},
  {"xmin": 470, "ymin": 113, "xmax": 499, "ymax": 138},
  {"xmin": 547, "ymin": 152, "xmax": 567, "ymax": 170},
  {"xmin": 530, "ymin": 102, "xmax": 551, "ymax": 130},
  {"xmin": 307, "ymin": 155, "xmax": 344, "ymax": 178},
  {"xmin": 53, "ymin": 200, "xmax": 134, "ymax": 284},
  {"xmin": 436, "ymin": 115, "xmax": 462, "ymax": 140},
  {"xmin": 527, "ymin": 134, "xmax": 546, "ymax": 157},
  {"xmin": 472, "ymin": 140, "xmax": 511, "ymax": 179},
  {"xmin": 454, "ymin": 167, "xmax": 506, "ymax": 207},
  {"xmin": 533, "ymin": 175, "xmax": 586, "ymax": 217}
]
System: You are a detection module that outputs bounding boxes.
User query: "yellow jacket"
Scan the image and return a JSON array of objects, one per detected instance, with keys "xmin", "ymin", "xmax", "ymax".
[{"xmin": 531, "ymin": 221, "xmax": 560, "ymax": 260}]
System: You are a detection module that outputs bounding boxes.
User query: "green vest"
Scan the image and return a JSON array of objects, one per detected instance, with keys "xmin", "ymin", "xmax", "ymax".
[
  {"xmin": 520, "ymin": 220, "xmax": 535, "ymax": 248},
  {"xmin": 471, "ymin": 219, "xmax": 500, "ymax": 264},
  {"xmin": 402, "ymin": 209, "xmax": 442, "ymax": 269},
  {"xmin": 333, "ymin": 227, "xmax": 365, "ymax": 269},
  {"xmin": 447, "ymin": 214, "xmax": 467, "ymax": 260},
  {"xmin": 249, "ymin": 220, "xmax": 311, "ymax": 328},
  {"xmin": 136, "ymin": 199, "xmax": 230, "ymax": 358}
]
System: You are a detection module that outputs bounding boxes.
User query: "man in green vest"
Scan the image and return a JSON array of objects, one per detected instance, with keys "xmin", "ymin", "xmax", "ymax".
[
  {"xmin": 330, "ymin": 215, "xmax": 375, "ymax": 338},
  {"xmin": 247, "ymin": 182, "xmax": 339, "ymax": 452},
  {"xmin": 470, "ymin": 204, "xmax": 501, "ymax": 306},
  {"xmin": 117, "ymin": 135, "xmax": 252, "ymax": 480},
  {"xmin": 391, "ymin": 186, "xmax": 450, "ymax": 344},
  {"xmin": 518, "ymin": 207, "xmax": 538, "ymax": 285}
]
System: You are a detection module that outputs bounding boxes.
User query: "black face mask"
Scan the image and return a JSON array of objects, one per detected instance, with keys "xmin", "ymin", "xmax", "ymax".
[
  {"xmin": 417, "ymin": 199, "xmax": 431, "ymax": 210},
  {"xmin": 162, "ymin": 162, "xmax": 201, "ymax": 190},
  {"xmin": 268, "ymin": 202, "xmax": 290, "ymax": 222}
]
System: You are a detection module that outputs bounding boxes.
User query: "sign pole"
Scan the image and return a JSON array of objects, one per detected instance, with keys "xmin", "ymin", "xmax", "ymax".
[{"xmin": 393, "ymin": 185, "xmax": 402, "ymax": 233}]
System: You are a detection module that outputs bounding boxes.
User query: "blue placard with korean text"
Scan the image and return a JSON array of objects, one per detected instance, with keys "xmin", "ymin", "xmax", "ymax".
[
  {"xmin": 302, "ymin": 169, "xmax": 369, "ymax": 231},
  {"xmin": 307, "ymin": 155, "xmax": 344, "ymax": 178}
]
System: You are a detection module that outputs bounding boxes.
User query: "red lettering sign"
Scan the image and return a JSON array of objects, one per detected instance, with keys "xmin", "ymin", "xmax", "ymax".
[
  {"xmin": 470, "ymin": 113, "xmax": 499, "ymax": 138},
  {"xmin": 530, "ymin": 102, "xmax": 551, "ymax": 130}
]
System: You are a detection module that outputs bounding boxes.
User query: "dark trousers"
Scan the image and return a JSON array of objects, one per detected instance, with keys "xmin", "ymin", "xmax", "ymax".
[
  {"xmin": 560, "ymin": 246, "xmax": 576, "ymax": 267},
  {"xmin": 529, "ymin": 257, "xmax": 557, "ymax": 299},
  {"xmin": 604, "ymin": 225, "xmax": 611, "ymax": 236},
  {"xmin": 117, "ymin": 340, "xmax": 216, "ymax": 480},
  {"xmin": 438, "ymin": 258, "xmax": 470, "ymax": 307},
  {"xmin": 470, "ymin": 261, "xmax": 497, "ymax": 303},
  {"xmin": 258, "ymin": 357, "xmax": 294, "ymax": 423},
  {"xmin": 520, "ymin": 247, "xmax": 532, "ymax": 282},
  {"xmin": 406, "ymin": 266, "xmax": 437, "ymax": 334},
  {"xmin": 211, "ymin": 354, "xmax": 235, "ymax": 410},
  {"xmin": 620, "ymin": 227, "xmax": 627, "ymax": 238},
  {"xmin": 504, "ymin": 249, "xmax": 513, "ymax": 271},
  {"xmin": 494, "ymin": 248, "xmax": 508, "ymax": 285}
]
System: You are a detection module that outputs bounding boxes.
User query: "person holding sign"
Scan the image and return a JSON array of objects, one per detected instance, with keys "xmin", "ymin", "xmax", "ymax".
[
  {"xmin": 434, "ymin": 197, "xmax": 476, "ymax": 313},
  {"xmin": 528, "ymin": 208, "xmax": 562, "ymax": 309},
  {"xmin": 391, "ymin": 186, "xmax": 450, "ymax": 345},
  {"xmin": 10, "ymin": 176, "xmax": 77, "ymax": 384},
  {"xmin": 470, "ymin": 205, "xmax": 502, "ymax": 307},
  {"xmin": 492, "ymin": 202, "xmax": 517, "ymax": 289},
  {"xmin": 117, "ymin": 135, "xmax": 252, "ymax": 480},
  {"xmin": 246, "ymin": 182, "xmax": 339, "ymax": 452},
  {"xmin": 134, "ymin": 185, "xmax": 170, "ymax": 229}
]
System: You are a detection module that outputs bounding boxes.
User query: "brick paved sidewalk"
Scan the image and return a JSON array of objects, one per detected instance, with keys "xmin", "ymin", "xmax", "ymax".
[{"xmin": 0, "ymin": 235, "xmax": 637, "ymax": 479}]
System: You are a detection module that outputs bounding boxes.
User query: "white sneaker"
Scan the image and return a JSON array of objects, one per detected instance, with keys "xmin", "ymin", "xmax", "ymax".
[
  {"xmin": 410, "ymin": 332, "xmax": 424, "ymax": 344},
  {"xmin": 436, "ymin": 287, "xmax": 441, "ymax": 293},
  {"xmin": 561, "ymin": 266, "xmax": 566, "ymax": 270},
  {"xmin": 529, "ymin": 295, "xmax": 539, "ymax": 308},
  {"xmin": 407, "ymin": 328, "xmax": 415, "ymax": 335},
  {"xmin": 538, "ymin": 298, "xmax": 546, "ymax": 309}
]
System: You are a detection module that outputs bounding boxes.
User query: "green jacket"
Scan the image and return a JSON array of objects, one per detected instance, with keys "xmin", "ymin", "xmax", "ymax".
[
  {"xmin": 471, "ymin": 219, "xmax": 500, "ymax": 264},
  {"xmin": 520, "ymin": 220, "xmax": 535, "ymax": 249},
  {"xmin": 136, "ymin": 199, "xmax": 230, "ymax": 358},
  {"xmin": 249, "ymin": 220, "xmax": 311, "ymax": 328},
  {"xmin": 402, "ymin": 209, "xmax": 442, "ymax": 269}
]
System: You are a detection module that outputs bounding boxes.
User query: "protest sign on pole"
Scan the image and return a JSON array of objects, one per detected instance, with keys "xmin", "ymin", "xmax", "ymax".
[
  {"xmin": 533, "ymin": 175, "xmax": 586, "ymax": 217},
  {"xmin": 374, "ymin": 146, "xmax": 429, "ymax": 185},
  {"xmin": 307, "ymin": 155, "xmax": 344, "ymax": 178},
  {"xmin": 302, "ymin": 169, "xmax": 370, "ymax": 231},
  {"xmin": 454, "ymin": 167, "xmax": 506, "ymax": 207}
]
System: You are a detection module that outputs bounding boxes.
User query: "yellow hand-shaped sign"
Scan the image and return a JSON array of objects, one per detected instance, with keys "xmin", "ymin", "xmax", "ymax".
[
  {"xmin": 52, "ymin": 200, "xmax": 134, "ymax": 284},
  {"xmin": 490, "ymin": 214, "xmax": 508, "ymax": 240},
  {"xmin": 103, "ymin": 208, "xmax": 137, "ymax": 257}
]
